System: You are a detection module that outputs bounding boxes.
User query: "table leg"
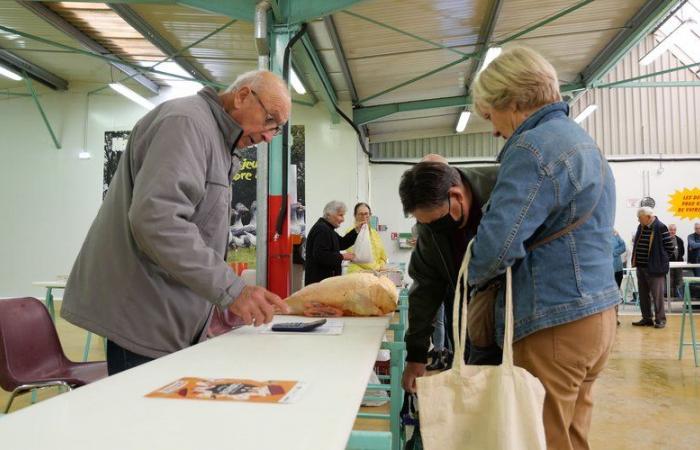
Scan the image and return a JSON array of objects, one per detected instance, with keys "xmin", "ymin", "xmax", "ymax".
[
  {"xmin": 666, "ymin": 272, "xmax": 671, "ymax": 314},
  {"xmin": 83, "ymin": 332, "xmax": 93, "ymax": 362},
  {"xmin": 45, "ymin": 287, "xmax": 55, "ymax": 321}
]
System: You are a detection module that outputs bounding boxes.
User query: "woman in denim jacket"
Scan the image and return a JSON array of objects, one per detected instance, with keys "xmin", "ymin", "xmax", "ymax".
[{"xmin": 468, "ymin": 47, "xmax": 618, "ymax": 449}]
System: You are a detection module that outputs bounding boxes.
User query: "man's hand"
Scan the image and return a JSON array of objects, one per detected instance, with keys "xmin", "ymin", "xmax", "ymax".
[
  {"xmin": 402, "ymin": 362, "xmax": 427, "ymax": 393},
  {"xmin": 342, "ymin": 252, "xmax": 355, "ymax": 261},
  {"xmin": 228, "ymin": 285, "xmax": 288, "ymax": 327}
]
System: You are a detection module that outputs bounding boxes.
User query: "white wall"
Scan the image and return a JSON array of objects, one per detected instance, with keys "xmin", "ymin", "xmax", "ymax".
[
  {"xmin": 369, "ymin": 160, "xmax": 700, "ymax": 269},
  {"xmin": 0, "ymin": 87, "xmax": 365, "ymax": 298},
  {"xmin": 610, "ymin": 160, "xmax": 700, "ymax": 263},
  {"xmin": 0, "ymin": 85, "xmax": 151, "ymax": 298},
  {"xmin": 291, "ymin": 101, "xmax": 368, "ymax": 233}
]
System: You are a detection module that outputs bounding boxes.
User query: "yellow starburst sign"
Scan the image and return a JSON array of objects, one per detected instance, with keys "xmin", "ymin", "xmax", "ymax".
[{"xmin": 668, "ymin": 188, "xmax": 700, "ymax": 220}]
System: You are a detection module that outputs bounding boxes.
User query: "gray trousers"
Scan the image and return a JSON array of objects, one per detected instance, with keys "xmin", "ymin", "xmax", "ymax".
[{"xmin": 637, "ymin": 267, "xmax": 666, "ymax": 323}]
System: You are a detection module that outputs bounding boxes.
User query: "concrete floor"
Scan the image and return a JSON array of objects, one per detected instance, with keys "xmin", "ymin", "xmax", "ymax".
[{"xmin": 2, "ymin": 304, "xmax": 699, "ymax": 449}]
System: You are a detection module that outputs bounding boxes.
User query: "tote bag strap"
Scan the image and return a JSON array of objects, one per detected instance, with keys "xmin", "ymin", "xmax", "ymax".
[
  {"xmin": 451, "ymin": 240, "xmax": 515, "ymax": 371},
  {"xmin": 450, "ymin": 240, "xmax": 471, "ymax": 371}
]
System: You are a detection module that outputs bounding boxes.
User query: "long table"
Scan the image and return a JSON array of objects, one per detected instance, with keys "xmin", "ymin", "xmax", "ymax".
[{"xmin": 0, "ymin": 315, "xmax": 390, "ymax": 450}]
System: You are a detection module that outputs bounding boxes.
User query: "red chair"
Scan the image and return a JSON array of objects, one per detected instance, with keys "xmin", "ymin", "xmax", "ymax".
[{"xmin": 0, "ymin": 297, "xmax": 107, "ymax": 413}]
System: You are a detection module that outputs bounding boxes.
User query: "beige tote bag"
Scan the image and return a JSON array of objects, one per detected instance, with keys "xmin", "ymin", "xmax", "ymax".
[{"xmin": 416, "ymin": 241, "xmax": 546, "ymax": 450}]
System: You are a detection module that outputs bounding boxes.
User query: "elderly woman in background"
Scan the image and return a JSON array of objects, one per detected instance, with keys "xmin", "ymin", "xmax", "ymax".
[
  {"xmin": 467, "ymin": 47, "xmax": 618, "ymax": 449},
  {"xmin": 304, "ymin": 201, "xmax": 359, "ymax": 286},
  {"xmin": 347, "ymin": 202, "xmax": 388, "ymax": 273}
]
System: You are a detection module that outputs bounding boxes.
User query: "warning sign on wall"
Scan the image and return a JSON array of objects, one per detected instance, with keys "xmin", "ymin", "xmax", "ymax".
[{"xmin": 668, "ymin": 188, "xmax": 700, "ymax": 220}]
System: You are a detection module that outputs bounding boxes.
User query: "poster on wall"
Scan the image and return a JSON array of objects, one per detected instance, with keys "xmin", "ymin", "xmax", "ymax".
[
  {"xmin": 227, "ymin": 125, "xmax": 306, "ymax": 269},
  {"xmin": 103, "ymin": 131, "xmax": 131, "ymax": 199},
  {"xmin": 668, "ymin": 188, "xmax": 700, "ymax": 220}
]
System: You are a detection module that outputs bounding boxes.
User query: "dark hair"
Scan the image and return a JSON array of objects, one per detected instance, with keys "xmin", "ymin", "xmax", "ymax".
[
  {"xmin": 398, "ymin": 162, "xmax": 462, "ymax": 216},
  {"xmin": 354, "ymin": 202, "xmax": 371, "ymax": 216}
]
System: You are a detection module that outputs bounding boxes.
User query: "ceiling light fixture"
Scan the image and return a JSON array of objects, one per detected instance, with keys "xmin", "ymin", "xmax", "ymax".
[
  {"xmin": 479, "ymin": 47, "xmax": 502, "ymax": 73},
  {"xmin": 456, "ymin": 110, "xmax": 471, "ymax": 132},
  {"xmin": 109, "ymin": 82, "xmax": 155, "ymax": 110},
  {"xmin": 0, "ymin": 64, "xmax": 22, "ymax": 81},
  {"xmin": 574, "ymin": 104, "xmax": 597, "ymax": 124},
  {"xmin": 290, "ymin": 68, "xmax": 306, "ymax": 95}
]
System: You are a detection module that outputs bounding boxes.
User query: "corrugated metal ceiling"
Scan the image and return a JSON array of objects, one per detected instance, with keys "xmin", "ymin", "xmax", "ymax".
[{"xmin": 0, "ymin": 0, "xmax": 694, "ymax": 148}]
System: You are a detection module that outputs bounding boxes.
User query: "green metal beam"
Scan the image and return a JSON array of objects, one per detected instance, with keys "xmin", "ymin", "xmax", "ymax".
[
  {"xmin": 176, "ymin": 0, "xmax": 256, "ymax": 22},
  {"xmin": 595, "ymin": 62, "xmax": 700, "ymax": 88},
  {"xmin": 293, "ymin": 45, "xmax": 339, "ymax": 122},
  {"xmin": 354, "ymin": 95, "xmax": 470, "ymax": 125},
  {"xmin": 560, "ymin": 82, "xmax": 586, "ymax": 92},
  {"xmin": 89, "ymin": 19, "xmax": 236, "ymax": 95},
  {"xmin": 281, "ymin": 0, "xmax": 367, "ymax": 24},
  {"xmin": 269, "ymin": 0, "xmax": 284, "ymax": 24},
  {"xmin": 291, "ymin": 60, "xmax": 318, "ymax": 105},
  {"xmin": 1, "ymin": 92, "xmax": 32, "ymax": 97},
  {"xmin": 297, "ymin": 34, "xmax": 340, "ymax": 123},
  {"xmin": 357, "ymin": 0, "xmax": 594, "ymax": 105},
  {"xmin": 607, "ymin": 81, "xmax": 700, "ymax": 88},
  {"xmin": 354, "ymin": 81, "xmax": 586, "ymax": 124},
  {"xmin": 583, "ymin": 0, "xmax": 678, "ymax": 87},
  {"xmin": 342, "ymin": 10, "xmax": 470, "ymax": 57},
  {"xmin": 292, "ymin": 98, "xmax": 316, "ymax": 107},
  {"xmin": 465, "ymin": 0, "xmax": 504, "ymax": 89},
  {"xmin": 23, "ymin": 72, "xmax": 60, "ymax": 149},
  {"xmin": 300, "ymin": 34, "xmax": 337, "ymax": 104},
  {"xmin": 0, "ymin": 25, "xmax": 227, "ymax": 90},
  {"xmin": 496, "ymin": 0, "xmax": 594, "ymax": 45}
]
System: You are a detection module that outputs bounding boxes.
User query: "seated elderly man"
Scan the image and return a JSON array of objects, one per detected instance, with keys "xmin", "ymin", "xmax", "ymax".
[
  {"xmin": 304, "ymin": 201, "xmax": 362, "ymax": 285},
  {"xmin": 632, "ymin": 207, "xmax": 675, "ymax": 328}
]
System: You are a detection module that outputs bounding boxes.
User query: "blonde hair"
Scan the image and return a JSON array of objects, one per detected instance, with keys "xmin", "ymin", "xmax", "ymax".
[{"xmin": 471, "ymin": 46, "xmax": 561, "ymax": 115}]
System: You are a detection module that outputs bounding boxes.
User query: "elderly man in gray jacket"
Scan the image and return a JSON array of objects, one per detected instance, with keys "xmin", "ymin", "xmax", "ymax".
[{"xmin": 62, "ymin": 70, "xmax": 290, "ymax": 374}]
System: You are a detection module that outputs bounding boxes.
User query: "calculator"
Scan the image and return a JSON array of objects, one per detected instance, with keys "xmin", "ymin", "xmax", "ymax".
[{"xmin": 271, "ymin": 319, "xmax": 327, "ymax": 332}]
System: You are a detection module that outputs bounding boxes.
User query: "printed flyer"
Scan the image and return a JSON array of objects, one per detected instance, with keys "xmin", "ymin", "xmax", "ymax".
[{"xmin": 146, "ymin": 377, "xmax": 307, "ymax": 404}]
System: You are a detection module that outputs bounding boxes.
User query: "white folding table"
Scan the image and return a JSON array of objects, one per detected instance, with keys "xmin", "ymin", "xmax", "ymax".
[{"xmin": 0, "ymin": 315, "xmax": 390, "ymax": 450}]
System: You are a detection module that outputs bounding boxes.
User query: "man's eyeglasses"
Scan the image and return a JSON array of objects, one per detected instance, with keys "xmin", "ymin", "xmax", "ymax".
[{"xmin": 251, "ymin": 90, "xmax": 284, "ymax": 136}]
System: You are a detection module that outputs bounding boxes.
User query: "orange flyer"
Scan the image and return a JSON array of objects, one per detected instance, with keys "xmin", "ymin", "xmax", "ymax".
[{"xmin": 145, "ymin": 377, "xmax": 306, "ymax": 404}]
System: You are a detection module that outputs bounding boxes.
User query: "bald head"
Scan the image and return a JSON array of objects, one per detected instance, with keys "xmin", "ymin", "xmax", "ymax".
[
  {"xmin": 421, "ymin": 153, "xmax": 449, "ymax": 164},
  {"xmin": 220, "ymin": 70, "xmax": 292, "ymax": 148}
]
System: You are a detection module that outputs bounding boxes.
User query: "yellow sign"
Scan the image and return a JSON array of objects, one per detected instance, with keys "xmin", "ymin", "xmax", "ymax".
[{"xmin": 668, "ymin": 188, "xmax": 700, "ymax": 219}]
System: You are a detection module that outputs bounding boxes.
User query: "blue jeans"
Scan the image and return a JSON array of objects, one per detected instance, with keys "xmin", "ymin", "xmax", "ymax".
[
  {"xmin": 106, "ymin": 340, "xmax": 154, "ymax": 375},
  {"xmin": 432, "ymin": 304, "xmax": 446, "ymax": 351}
]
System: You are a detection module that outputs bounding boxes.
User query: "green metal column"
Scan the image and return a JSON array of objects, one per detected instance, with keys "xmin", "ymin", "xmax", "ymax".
[
  {"xmin": 268, "ymin": 25, "xmax": 292, "ymax": 197},
  {"xmin": 266, "ymin": 23, "xmax": 297, "ymax": 297},
  {"xmin": 23, "ymin": 72, "xmax": 61, "ymax": 149}
]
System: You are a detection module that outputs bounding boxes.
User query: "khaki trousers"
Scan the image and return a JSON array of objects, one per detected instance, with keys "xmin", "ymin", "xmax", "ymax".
[{"xmin": 513, "ymin": 308, "xmax": 616, "ymax": 450}]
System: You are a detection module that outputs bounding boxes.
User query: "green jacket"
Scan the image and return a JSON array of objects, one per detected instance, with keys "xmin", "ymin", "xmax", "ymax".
[{"xmin": 405, "ymin": 165, "xmax": 498, "ymax": 363}]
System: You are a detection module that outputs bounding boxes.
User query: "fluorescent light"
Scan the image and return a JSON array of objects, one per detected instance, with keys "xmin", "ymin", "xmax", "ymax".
[
  {"xmin": 109, "ymin": 82, "xmax": 155, "ymax": 110},
  {"xmin": 479, "ymin": 47, "xmax": 502, "ymax": 73},
  {"xmin": 640, "ymin": 20, "xmax": 694, "ymax": 66},
  {"xmin": 0, "ymin": 65, "xmax": 22, "ymax": 81},
  {"xmin": 574, "ymin": 104, "xmax": 597, "ymax": 124},
  {"xmin": 78, "ymin": 151, "xmax": 92, "ymax": 160},
  {"xmin": 290, "ymin": 68, "xmax": 306, "ymax": 95},
  {"xmin": 456, "ymin": 110, "xmax": 471, "ymax": 132}
]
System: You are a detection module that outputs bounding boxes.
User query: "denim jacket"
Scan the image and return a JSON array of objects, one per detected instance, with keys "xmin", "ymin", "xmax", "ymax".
[
  {"xmin": 612, "ymin": 234, "xmax": 626, "ymax": 273},
  {"xmin": 468, "ymin": 102, "xmax": 618, "ymax": 345}
]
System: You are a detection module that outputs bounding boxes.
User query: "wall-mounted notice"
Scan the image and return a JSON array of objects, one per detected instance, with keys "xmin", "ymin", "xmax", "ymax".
[{"xmin": 668, "ymin": 188, "xmax": 700, "ymax": 219}]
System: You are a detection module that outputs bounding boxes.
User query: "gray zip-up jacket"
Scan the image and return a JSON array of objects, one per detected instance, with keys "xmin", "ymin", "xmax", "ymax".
[{"xmin": 61, "ymin": 87, "xmax": 247, "ymax": 358}]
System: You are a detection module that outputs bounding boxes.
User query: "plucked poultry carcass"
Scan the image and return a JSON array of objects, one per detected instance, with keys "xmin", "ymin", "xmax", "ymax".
[{"xmin": 284, "ymin": 273, "xmax": 398, "ymax": 317}]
